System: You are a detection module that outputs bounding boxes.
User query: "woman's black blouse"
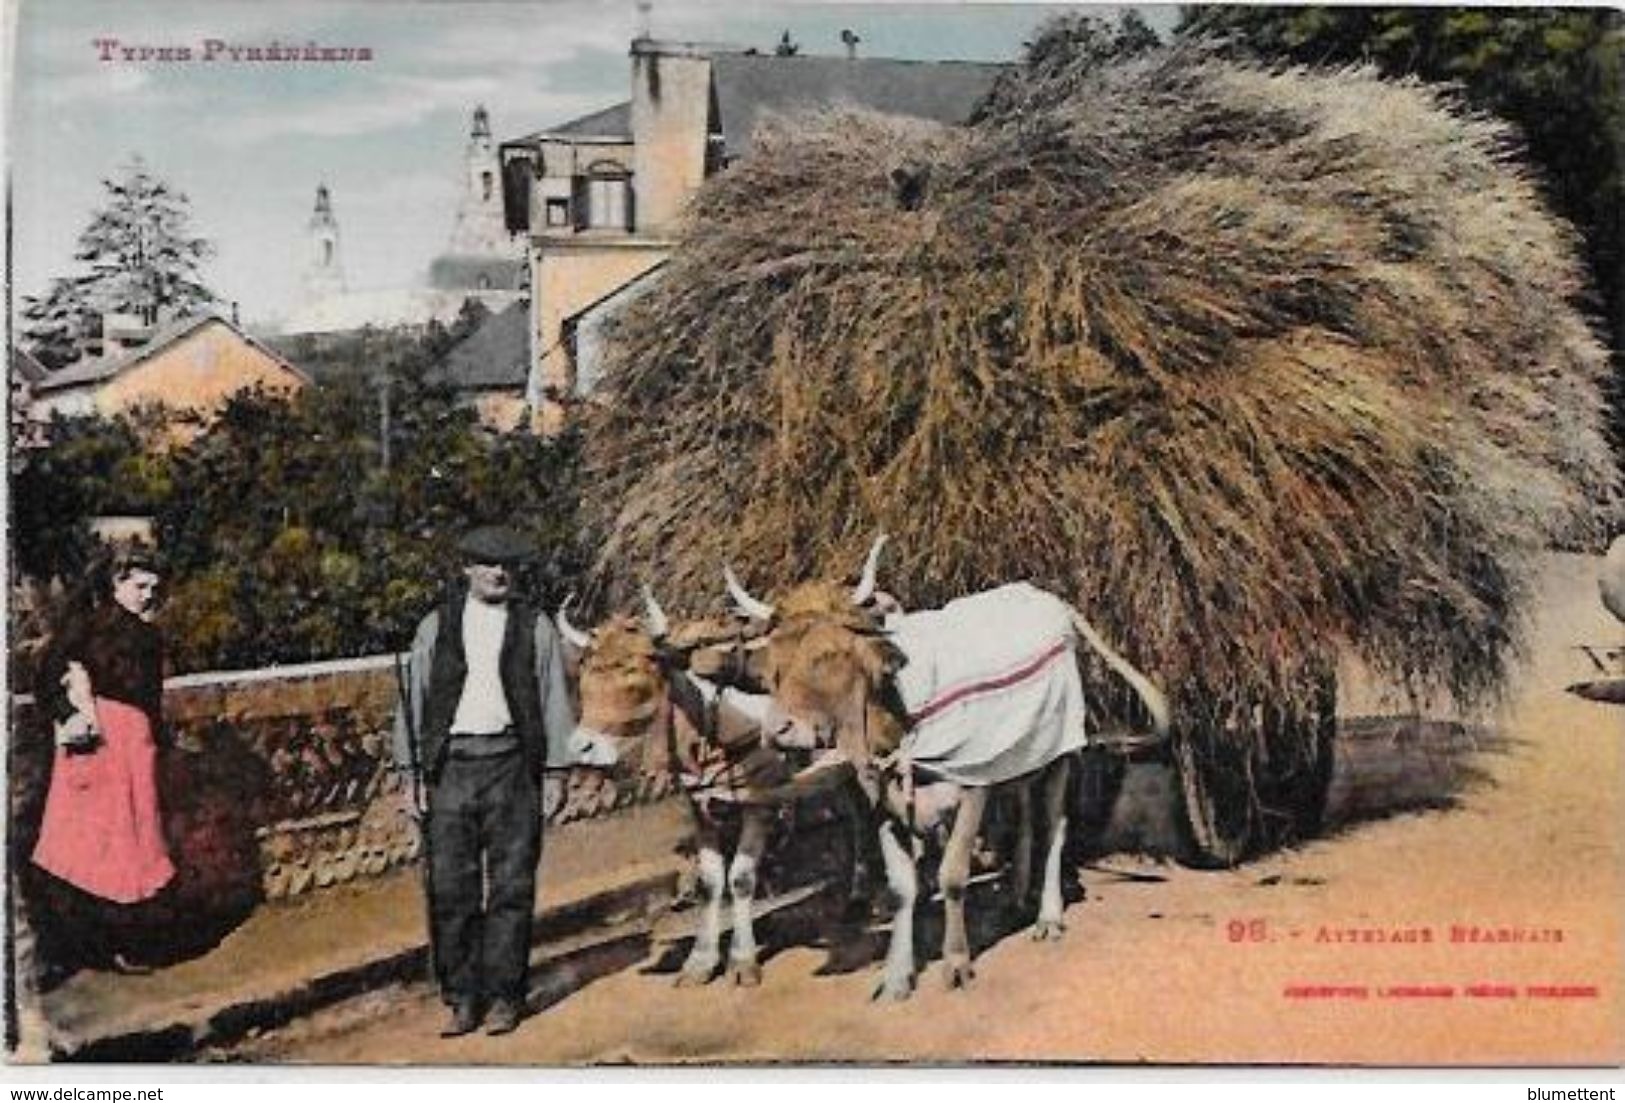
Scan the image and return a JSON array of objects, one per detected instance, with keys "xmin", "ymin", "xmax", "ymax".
[{"xmin": 37, "ymin": 603, "xmax": 165, "ymax": 728}]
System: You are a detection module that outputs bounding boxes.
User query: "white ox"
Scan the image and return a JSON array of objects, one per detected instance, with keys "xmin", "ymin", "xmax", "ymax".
[{"xmin": 726, "ymin": 538, "xmax": 1170, "ymax": 999}]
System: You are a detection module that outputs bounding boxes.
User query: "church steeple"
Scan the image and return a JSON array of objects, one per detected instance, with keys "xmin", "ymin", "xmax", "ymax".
[
  {"xmin": 442, "ymin": 104, "xmax": 509, "ymax": 257},
  {"xmin": 303, "ymin": 183, "xmax": 347, "ymax": 302}
]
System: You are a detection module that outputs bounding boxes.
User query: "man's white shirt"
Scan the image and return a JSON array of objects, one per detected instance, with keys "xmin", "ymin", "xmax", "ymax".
[{"xmin": 450, "ymin": 596, "xmax": 513, "ymax": 734}]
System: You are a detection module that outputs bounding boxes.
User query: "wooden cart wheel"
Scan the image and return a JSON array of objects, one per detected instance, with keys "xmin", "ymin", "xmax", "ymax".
[
  {"xmin": 1256, "ymin": 672, "xmax": 1338, "ymax": 845},
  {"xmin": 1174, "ymin": 724, "xmax": 1259, "ymax": 869},
  {"xmin": 1286, "ymin": 674, "xmax": 1337, "ymax": 839},
  {"xmin": 1177, "ymin": 673, "xmax": 1338, "ymax": 867}
]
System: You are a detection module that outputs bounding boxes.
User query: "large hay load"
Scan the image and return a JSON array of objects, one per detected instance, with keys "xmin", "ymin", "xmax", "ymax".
[{"xmin": 579, "ymin": 44, "xmax": 1617, "ymax": 865}]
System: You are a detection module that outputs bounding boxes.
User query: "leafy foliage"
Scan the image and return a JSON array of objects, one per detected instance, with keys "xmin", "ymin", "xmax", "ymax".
[
  {"xmin": 8, "ymin": 410, "xmax": 177, "ymax": 582},
  {"xmin": 157, "ymin": 328, "xmax": 580, "ymax": 672},
  {"xmin": 11, "ymin": 318, "xmax": 582, "ymax": 674}
]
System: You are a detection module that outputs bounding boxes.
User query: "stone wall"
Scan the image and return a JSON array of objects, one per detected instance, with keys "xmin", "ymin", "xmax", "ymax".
[{"xmin": 10, "ymin": 655, "xmax": 677, "ymax": 906}]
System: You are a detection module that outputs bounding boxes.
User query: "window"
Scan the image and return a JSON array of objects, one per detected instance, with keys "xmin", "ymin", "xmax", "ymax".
[
  {"xmin": 545, "ymin": 198, "xmax": 570, "ymax": 227},
  {"xmin": 586, "ymin": 177, "xmax": 629, "ymax": 229},
  {"xmin": 581, "ymin": 160, "xmax": 632, "ymax": 230},
  {"xmin": 481, "ymin": 171, "xmax": 493, "ymax": 202}
]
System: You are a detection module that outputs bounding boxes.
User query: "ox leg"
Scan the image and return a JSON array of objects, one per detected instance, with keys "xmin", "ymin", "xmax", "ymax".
[
  {"xmin": 838, "ymin": 778, "xmax": 878, "ymax": 920},
  {"xmin": 939, "ymin": 787, "xmax": 987, "ymax": 990},
  {"xmin": 678, "ymin": 844, "xmax": 726, "ymax": 986},
  {"xmin": 1009, "ymin": 780, "xmax": 1034, "ymax": 912},
  {"xmin": 1034, "ymin": 757, "xmax": 1072, "ymax": 941},
  {"xmin": 873, "ymin": 821, "xmax": 918, "ymax": 1001},
  {"xmin": 726, "ymin": 810, "xmax": 771, "ymax": 987}
]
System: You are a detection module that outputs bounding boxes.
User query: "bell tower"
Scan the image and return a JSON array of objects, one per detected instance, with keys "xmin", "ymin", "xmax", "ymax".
[
  {"xmin": 303, "ymin": 183, "xmax": 347, "ymax": 302},
  {"xmin": 444, "ymin": 104, "xmax": 509, "ymax": 256}
]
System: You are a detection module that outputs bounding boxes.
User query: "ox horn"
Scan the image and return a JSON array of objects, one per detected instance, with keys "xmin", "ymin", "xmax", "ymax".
[
  {"xmin": 850, "ymin": 532, "xmax": 889, "ymax": 606},
  {"xmin": 640, "ymin": 583, "xmax": 671, "ymax": 640},
  {"xmin": 555, "ymin": 593, "xmax": 592, "ymax": 650},
  {"xmin": 724, "ymin": 565, "xmax": 776, "ymax": 621}
]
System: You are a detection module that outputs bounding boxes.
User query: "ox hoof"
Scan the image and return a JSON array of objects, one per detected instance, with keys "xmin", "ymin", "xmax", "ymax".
[
  {"xmin": 942, "ymin": 958, "xmax": 975, "ymax": 990},
  {"xmin": 728, "ymin": 960, "xmax": 763, "ymax": 987},
  {"xmin": 1031, "ymin": 919, "xmax": 1067, "ymax": 942},
  {"xmin": 676, "ymin": 958, "xmax": 720, "ymax": 987},
  {"xmin": 872, "ymin": 973, "xmax": 916, "ymax": 1002}
]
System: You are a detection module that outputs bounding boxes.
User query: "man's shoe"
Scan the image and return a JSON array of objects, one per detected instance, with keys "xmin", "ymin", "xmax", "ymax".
[
  {"xmin": 484, "ymin": 999, "xmax": 524, "ymax": 1036},
  {"xmin": 440, "ymin": 1001, "xmax": 483, "ymax": 1038}
]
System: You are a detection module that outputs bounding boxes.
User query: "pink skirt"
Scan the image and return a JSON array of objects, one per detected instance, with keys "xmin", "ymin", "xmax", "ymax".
[{"xmin": 33, "ymin": 697, "xmax": 176, "ymax": 904}]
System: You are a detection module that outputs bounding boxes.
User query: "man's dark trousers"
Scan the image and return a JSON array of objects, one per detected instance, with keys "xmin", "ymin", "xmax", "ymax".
[{"xmin": 427, "ymin": 749, "xmax": 541, "ymax": 1007}]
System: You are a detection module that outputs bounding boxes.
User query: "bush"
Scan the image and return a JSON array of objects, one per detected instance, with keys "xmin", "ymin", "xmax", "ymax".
[{"xmin": 12, "ymin": 323, "xmax": 584, "ymax": 674}]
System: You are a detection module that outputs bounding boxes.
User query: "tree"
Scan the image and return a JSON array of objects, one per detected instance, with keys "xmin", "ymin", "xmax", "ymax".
[
  {"xmin": 151, "ymin": 321, "xmax": 583, "ymax": 672},
  {"xmin": 20, "ymin": 278, "xmax": 97, "ymax": 372},
  {"xmin": 21, "ymin": 156, "xmax": 218, "ymax": 367},
  {"xmin": 1175, "ymin": 8, "xmax": 1625, "ymax": 454},
  {"xmin": 8, "ymin": 411, "xmax": 176, "ymax": 584}
]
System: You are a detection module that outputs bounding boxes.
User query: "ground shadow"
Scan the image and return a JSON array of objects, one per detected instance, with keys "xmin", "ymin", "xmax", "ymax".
[
  {"xmin": 1102, "ymin": 715, "xmax": 1512, "ymax": 864},
  {"xmin": 1322, "ymin": 716, "xmax": 1509, "ymax": 835},
  {"xmin": 644, "ymin": 799, "xmax": 1087, "ymax": 988},
  {"xmin": 529, "ymin": 932, "xmax": 654, "ymax": 1015},
  {"xmin": 14, "ymin": 723, "xmax": 273, "ymax": 988},
  {"xmin": 146, "ymin": 727, "xmax": 273, "ymax": 964}
]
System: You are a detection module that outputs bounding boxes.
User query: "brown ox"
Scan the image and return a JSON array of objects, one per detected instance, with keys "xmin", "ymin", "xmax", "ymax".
[
  {"xmin": 557, "ymin": 593, "xmax": 837, "ymax": 987},
  {"xmin": 726, "ymin": 538, "xmax": 1170, "ymax": 1000}
]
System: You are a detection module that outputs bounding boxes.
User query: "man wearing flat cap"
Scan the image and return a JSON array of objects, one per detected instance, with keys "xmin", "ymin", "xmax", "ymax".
[{"xmin": 393, "ymin": 524, "xmax": 610, "ymax": 1038}]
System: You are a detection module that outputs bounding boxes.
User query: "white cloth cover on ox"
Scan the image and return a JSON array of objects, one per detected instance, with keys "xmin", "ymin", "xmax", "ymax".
[{"xmin": 888, "ymin": 583, "xmax": 1089, "ymax": 787}]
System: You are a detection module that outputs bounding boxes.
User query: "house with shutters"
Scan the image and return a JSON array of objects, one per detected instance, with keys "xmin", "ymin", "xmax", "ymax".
[{"xmin": 499, "ymin": 36, "xmax": 1004, "ymax": 430}]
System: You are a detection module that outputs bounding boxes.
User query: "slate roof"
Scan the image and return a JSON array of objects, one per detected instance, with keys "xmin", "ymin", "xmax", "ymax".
[
  {"xmin": 519, "ymin": 101, "xmax": 633, "ymax": 143},
  {"xmin": 10, "ymin": 346, "xmax": 49, "ymax": 384},
  {"xmin": 710, "ymin": 54, "xmax": 1005, "ymax": 158},
  {"xmin": 427, "ymin": 255, "xmax": 526, "ymax": 293},
  {"xmin": 428, "ymin": 300, "xmax": 529, "ymax": 391},
  {"xmin": 34, "ymin": 313, "xmax": 311, "ymax": 393}
]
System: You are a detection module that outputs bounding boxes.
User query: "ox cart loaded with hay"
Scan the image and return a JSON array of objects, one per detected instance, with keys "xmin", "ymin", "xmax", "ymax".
[{"xmin": 577, "ymin": 38, "xmax": 1617, "ymax": 876}]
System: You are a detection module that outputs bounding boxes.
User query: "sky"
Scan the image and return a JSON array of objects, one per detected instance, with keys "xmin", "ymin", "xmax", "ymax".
[{"xmin": 4, "ymin": 1, "xmax": 1173, "ymax": 329}]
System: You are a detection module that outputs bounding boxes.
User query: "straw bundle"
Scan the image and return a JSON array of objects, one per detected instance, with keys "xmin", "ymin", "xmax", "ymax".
[{"xmin": 581, "ymin": 46, "xmax": 1616, "ymax": 725}]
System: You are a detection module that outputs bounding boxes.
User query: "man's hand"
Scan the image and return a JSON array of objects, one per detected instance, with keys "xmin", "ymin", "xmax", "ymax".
[
  {"xmin": 406, "ymin": 778, "xmax": 429, "ymax": 821},
  {"xmin": 53, "ymin": 711, "xmax": 100, "ymax": 752},
  {"xmin": 542, "ymin": 773, "xmax": 566, "ymax": 819}
]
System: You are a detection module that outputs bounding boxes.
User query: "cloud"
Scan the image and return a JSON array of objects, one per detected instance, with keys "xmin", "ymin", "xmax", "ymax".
[
  {"xmin": 33, "ymin": 62, "xmax": 158, "ymax": 105},
  {"xmin": 212, "ymin": 69, "xmax": 610, "ymax": 145},
  {"xmin": 414, "ymin": 4, "xmax": 630, "ymax": 68}
]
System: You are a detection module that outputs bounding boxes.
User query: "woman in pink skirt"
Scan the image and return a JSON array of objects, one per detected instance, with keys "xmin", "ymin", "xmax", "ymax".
[{"xmin": 32, "ymin": 550, "xmax": 176, "ymax": 974}]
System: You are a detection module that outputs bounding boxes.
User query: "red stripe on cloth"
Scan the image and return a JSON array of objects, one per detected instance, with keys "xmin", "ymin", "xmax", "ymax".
[{"xmin": 909, "ymin": 639, "xmax": 1070, "ymax": 726}]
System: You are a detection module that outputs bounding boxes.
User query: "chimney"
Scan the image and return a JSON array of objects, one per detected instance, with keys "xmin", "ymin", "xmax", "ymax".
[
  {"xmin": 840, "ymin": 28, "xmax": 860, "ymax": 60},
  {"xmin": 99, "ymin": 312, "xmax": 153, "ymax": 358},
  {"xmin": 231, "ymin": 301, "xmax": 241, "ymax": 326}
]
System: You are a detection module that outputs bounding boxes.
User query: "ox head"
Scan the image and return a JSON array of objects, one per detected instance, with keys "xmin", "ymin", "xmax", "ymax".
[
  {"xmin": 557, "ymin": 588, "xmax": 756, "ymax": 780},
  {"xmin": 557, "ymin": 588, "xmax": 674, "ymax": 771},
  {"xmin": 722, "ymin": 536, "xmax": 906, "ymax": 760}
]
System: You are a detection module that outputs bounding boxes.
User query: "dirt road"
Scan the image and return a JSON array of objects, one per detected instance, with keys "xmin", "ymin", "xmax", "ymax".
[{"xmin": 228, "ymin": 555, "xmax": 1622, "ymax": 1066}]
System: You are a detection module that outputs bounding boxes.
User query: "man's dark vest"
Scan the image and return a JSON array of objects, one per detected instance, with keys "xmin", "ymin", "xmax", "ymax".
[{"xmin": 420, "ymin": 588, "xmax": 546, "ymax": 782}]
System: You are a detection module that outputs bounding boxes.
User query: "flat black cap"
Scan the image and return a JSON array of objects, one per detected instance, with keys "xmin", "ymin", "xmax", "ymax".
[{"xmin": 455, "ymin": 525, "xmax": 535, "ymax": 565}]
